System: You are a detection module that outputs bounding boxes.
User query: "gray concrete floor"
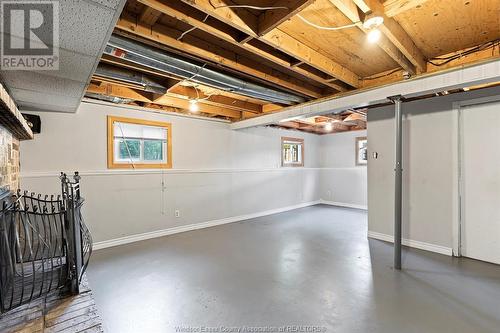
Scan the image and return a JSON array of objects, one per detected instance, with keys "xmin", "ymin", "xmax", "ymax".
[{"xmin": 87, "ymin": 205, "xmax": 500, "ymax": 333}]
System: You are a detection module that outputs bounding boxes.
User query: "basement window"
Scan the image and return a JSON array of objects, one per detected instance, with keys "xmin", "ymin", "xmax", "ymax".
[
  {"xmin": 281, "ymin": 137, "xmax": 304, "ymax": 167},
  {"xmin": 107, "ymin": 116, "xmax": 172, "ymax": 169}
]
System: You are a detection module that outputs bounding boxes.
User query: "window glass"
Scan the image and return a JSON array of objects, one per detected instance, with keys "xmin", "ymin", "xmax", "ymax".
[
  {"xmin": 144, "ymin": 140, "xmax": 164, "ymax": 161},
  {"xmin": 282, "ymin": 138, "xmax": 304, "ymax": 167},
  {"xmin": 108, "ymin": 116, "xmax": 172, "ymax": 169}
]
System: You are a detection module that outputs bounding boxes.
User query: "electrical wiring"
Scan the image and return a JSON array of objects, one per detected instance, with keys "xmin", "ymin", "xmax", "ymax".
[
  {"xmin": 296, "ymin": 14, "xmax": 360, "ymax": 31},
  {"xmin": 117, "ymin": 123, "xmax": 136, "ymax": 169},
  {"xmin": 167, "ymin": 63, "xmax": 208, "ymax": 93},
  {"xmin": 177, "ymin": 14, "xmax": 210, "ymax": 41},
  {"xmin": 208, "ymin": 1, "xmax": 361, "ymax": 31},
  {"xmin": 427, "ymin": 39, "xmax": 499, "ymax": 67},
  {"xmin": 362, "ymin": 68, "xmax": 400, "ymax": 80},
  {"xmin": 208, "ymin": 0, "xmax": 287, "ymax": 10}
]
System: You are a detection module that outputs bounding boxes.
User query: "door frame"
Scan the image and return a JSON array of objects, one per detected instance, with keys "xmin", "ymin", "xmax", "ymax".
[{"xmin": 453, "ymin": 95, "xmax": 500, "ymax": 257}]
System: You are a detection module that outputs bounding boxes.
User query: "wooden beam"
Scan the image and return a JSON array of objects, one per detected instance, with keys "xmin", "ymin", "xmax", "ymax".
[
  {"xmin": 180, "ymin": 0, "xmax": 360, "ymax": 88},
  {"xmin": 357, "ymin": 0, "xmax": 427, "ymax": 72},
  {"xmin": 87, "ymin": 82, "xmax": 242, "ymax": 119},
  {"xmin": 139, "ymin": 6, "xmax": 162, "ymax": 25},
  {"xmin": 362, "ymin": 43, "xmax": 500, "ymax": 88},
  {"xmin": 384, "ymin": 0, "xmax": 430, "ymax": 17},
  {"xmin": 258, "ymin": 0, "xmax": 316, "ymax": 36},
  {"xmin": 138, "ymin": 0, "xmax": 346, "ymax": 92},
  {"xmin": 116, "ymin": 13, "xmax": 323, "ymax": 98},
  {"xmin": 154, "ymin": 94, "xmax": 242, "ymax": 119},
  {"xmin": 260, "ymin": 28, "xmax": 359, "ymax": 87},
  {"xmin": 329, "ymin": 0, "xmax": 416, "ymax": 74},
  {"xmin": 168, "ymin": 85, "xmax": 263, "ymax": 113}
]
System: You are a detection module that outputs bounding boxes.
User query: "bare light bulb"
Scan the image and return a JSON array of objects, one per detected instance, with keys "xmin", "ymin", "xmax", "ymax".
[
  {"xmin": 189, "ymin": 99, "xmax": 199, "ymax": 112},
  {"xmin": 367, "ymin": 29, "xmax": 381, "ymax": 43},
  {"xmin": 325, "ymin": 122, "xmax": 333, "ymax": 131}
]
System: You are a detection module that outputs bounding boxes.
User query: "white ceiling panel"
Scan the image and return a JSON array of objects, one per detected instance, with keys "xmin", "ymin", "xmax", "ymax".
[
  {"xmin": 0, "ymin": 0, "xmax": 127, "ymax": 112},
  {"xmin": 2, "ymin": 72, "xmax": 86, "ymax": 97},
  {"xmin": 90, "ymin": 0, "xmax": 123, "ymax": 10},
  {"xmin": 8, "ymin": 88, "xmax": 81, "ymax": 112},
  {"xmin": 59, "ymin": 0, "xmax": 116, "ymax": 57},
  {"xmin": 33, "ymin": 49, "xmax": 97, "ymax": 83}
]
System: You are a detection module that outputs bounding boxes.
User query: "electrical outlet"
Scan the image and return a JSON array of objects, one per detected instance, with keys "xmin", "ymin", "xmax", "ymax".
[{"xmin": 175, "ymin": 210, "xmax": 180, "ymax": 218}]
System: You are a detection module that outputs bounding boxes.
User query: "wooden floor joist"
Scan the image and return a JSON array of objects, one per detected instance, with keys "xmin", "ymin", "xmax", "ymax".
[
  {"xmin": 115, "ymin": 14, "xmax": 324, "ymax": 99},
  {"xmin": 84, "ymin": 0, "xmax": 500, "ymax": 129},
  {"xmin": 137, "ymin": 0, "xmax": 346, "ymax": 92},
  {"xmin": 178, "ymin": 0, "xmax": 361, "ymax": 88},
  {"xmin": 88, "ymin": 82, "xmax": 243, "ymax": 119}
]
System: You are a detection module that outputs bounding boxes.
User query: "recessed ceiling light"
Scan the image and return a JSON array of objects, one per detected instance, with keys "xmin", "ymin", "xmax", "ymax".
[{"xmin": 367, "ymin": 29, "xmax": 381, "ymax": 43}]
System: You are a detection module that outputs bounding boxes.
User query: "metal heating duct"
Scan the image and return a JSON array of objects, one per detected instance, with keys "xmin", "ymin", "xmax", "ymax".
[{"xmin": 104, "ymin": 35, "xmax": 306, "ymax": 105}]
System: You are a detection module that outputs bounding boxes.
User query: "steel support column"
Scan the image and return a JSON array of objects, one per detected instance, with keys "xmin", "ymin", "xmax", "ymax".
[{"xmin": 390, "ymin": 95, "xmax": 403, "ymax": 270}]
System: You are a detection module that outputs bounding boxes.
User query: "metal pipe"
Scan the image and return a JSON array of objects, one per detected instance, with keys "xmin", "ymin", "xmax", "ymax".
[
  {"xmin": 392, "ymin": 95, "xmax": 403, "ymax": 270},
  {"xmin": 105, "ymin": 35, "xmax": 306, "ymax": 105},
  {"xmin": 94, "ymin": 64, "xmax": 168, "ymax": 94}
]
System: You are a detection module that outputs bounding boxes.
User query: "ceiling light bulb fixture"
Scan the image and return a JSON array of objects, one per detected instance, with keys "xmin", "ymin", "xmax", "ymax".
[
  {"xmin": 189, "ymin": 99, "xmax": 199, "ymax": 112},
  {"xmin": 325, "ymin": 122, "xmax": 333, "ymax": 131},
  {"xmin": 362, "ymin": 16, "xmax": 384, "ymax": 30},
  {"xmin": 367, "ymin": 29, "xmax": 381, "ymax": 43}
]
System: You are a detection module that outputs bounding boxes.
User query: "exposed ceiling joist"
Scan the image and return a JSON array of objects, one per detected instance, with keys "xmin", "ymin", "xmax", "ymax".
[
  {"xmin": 258, "ymin": 0, "xmax": 316, "ymax": 36},
  {"xmin": 358, "ymin": 0, "xmax": 427, "ymax": 72},
  {"xmin": 179, "ymin": 0, "xmax": 360, "ymax": 88},
  {"xmin": 260, "ymin": 28, "xmax": 360, "ymax": 87},
  {"xmin": 231, "ymin": 59, "xmax": 500, "ymax": 129},
  {"xmin": 139, "ymin": 0, "xmax": 346, "ymax": 92},
  {"xmin": 115, "ymin": 13, "xmax": 323, "ymax": 98},
  {"xmin": 88, "ymin": 82, "xmax": 242, "ymax": 119},
  {"xmin": 139, "ymin": 6, "xmax": 162, "ymax": 25},
  {"xmin": 328, "ymin": 0, "xmax": 417, "ymax": 74},
  {"xmin": 168, "ymin": 85, "xmax": 263, "ymax": 113},
  {"xmin": 384, "ymin": 0, "xmax": 430, "ymax": 17}
]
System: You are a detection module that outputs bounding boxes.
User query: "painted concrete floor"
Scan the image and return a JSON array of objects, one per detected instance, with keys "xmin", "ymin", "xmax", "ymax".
[{"xmin": 87, "ymin": 205, "xmax": 500, "ymax": 333}]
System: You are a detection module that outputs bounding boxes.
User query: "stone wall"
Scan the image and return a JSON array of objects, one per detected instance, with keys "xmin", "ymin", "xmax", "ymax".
[{"xmin": 0, "ymin": 125, "xmax": 20, "ymax": 195}]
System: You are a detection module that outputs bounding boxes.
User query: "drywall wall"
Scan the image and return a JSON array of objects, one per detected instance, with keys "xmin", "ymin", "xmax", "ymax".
[
  {"xmin": 319, "ymin": 130, "xmax": 367, "ymax": 208},
  {"xmin": 20, "ymin": 101, "xmax": 323, "ymax": 244},
  {"xmin": 367, "ymin": 86, "xmax": 500, "ymax": 252}
]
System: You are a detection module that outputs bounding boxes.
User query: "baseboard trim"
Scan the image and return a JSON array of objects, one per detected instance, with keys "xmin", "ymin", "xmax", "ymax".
[
  {"xmin": 319, "ymin": 200, "xmax": 367, "ymax": 210},
  {"xmin": 367, "ymin": 231, "xmax": 453, "ymax": 256},
  {"xmin": 94, "ymin": 201, "xmax": 320, "ymax": 250}
]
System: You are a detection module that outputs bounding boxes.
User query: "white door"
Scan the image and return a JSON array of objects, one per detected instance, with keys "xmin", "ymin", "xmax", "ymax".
[{"xmin": 461, "ymin": 100, "xmax": 500, "ymax": 264}]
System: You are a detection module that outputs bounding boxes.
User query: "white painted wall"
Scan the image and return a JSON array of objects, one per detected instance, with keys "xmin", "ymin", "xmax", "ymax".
[
  {"xmin": 319, "ymin": 130, "xmax": 367, "ymax": 208},
  {"xmin": 20, "ymin": 102, "xmax": 325, "ymax": 244},
  {"xmin": 367, "ymin": 86, "xmax": 500, "ymax": 253}
]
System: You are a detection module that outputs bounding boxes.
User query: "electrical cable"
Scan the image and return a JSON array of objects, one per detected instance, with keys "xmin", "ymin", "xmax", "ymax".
[
  {"xmin": 208, "ymin": 1, "xmax": 361, "ymax": 31},
  {"xmin": 363, "ymin": 68, "xmax": 400, "ymax": 80},
  {"xmin": 427, "ymin": 39, "xmax": 499, "ymax": 67},
  {"xmin": 117, "ymin": 123, "xmax": 136, "ymax": 169},
  {"xmin": 177, "ymin": 14, "xmax": 210, "ymax": 40},
  {"xmin": 208, "ymin": 0, "xmax": 288, "ymax": 10},
  {"xmin": 296, "ymin": 14, "xmax": 360, "ymax": 31}
]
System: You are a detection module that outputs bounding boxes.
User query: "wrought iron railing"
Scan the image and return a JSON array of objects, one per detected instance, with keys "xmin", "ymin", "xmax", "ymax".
[{"xmin": 0, "ymin": 172, "xmax": 92, "ymax": 313}]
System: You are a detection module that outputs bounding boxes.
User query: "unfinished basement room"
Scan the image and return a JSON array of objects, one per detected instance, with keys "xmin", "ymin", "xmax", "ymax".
[{"xmin": 1, "ymin": 0, "xmax": 500, "ymax": 332}]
